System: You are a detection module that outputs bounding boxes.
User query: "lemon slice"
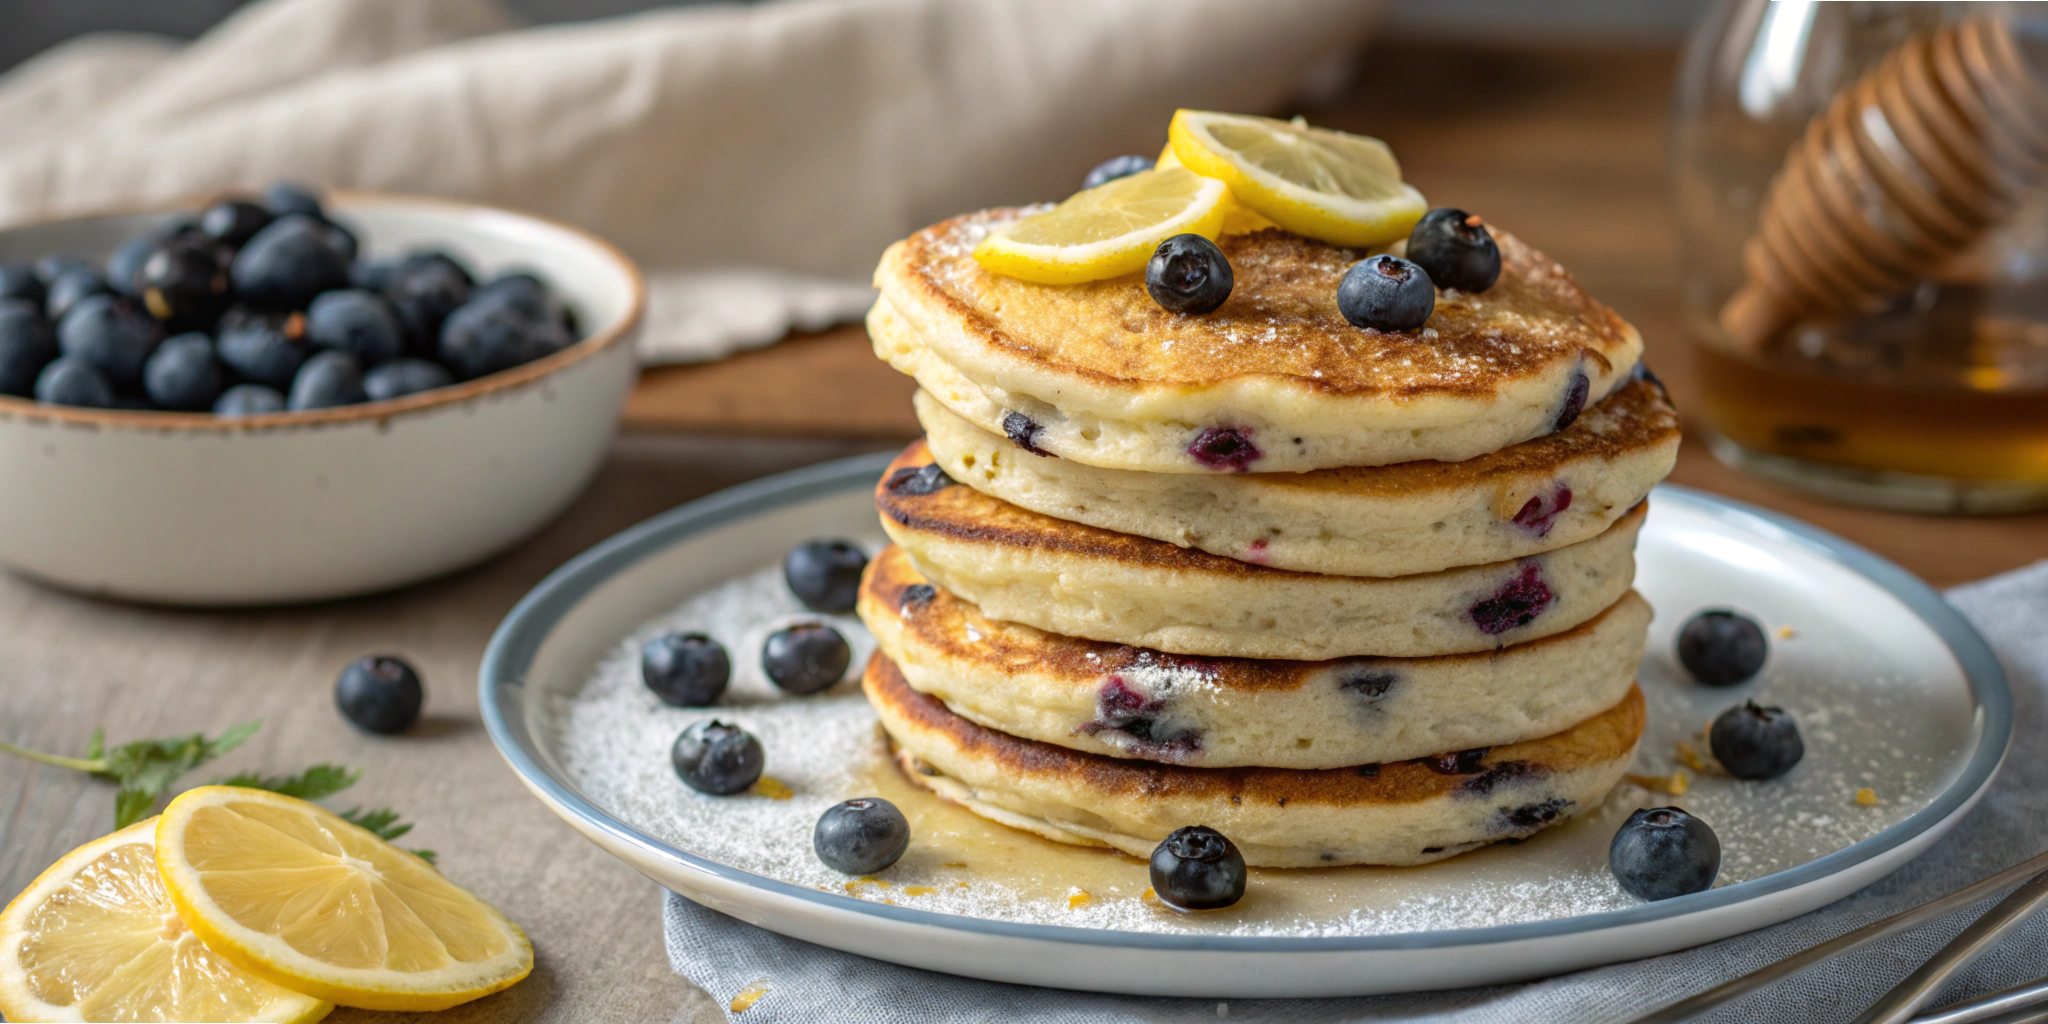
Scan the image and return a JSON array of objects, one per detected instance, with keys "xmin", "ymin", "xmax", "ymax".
[
  {"xmin": 0, "ymin": 819, "xmax": 333, "ymax": 1024},
  {"xmin": 154, "ymin": 787, "xmax": 532, "ymax": 1012},
  {"xmin": 1168, "ymin": 109, "xmax": 1426, "ymax": 247},
  {"xmin": 973, "ymin": 166, "xmax": 1229, "ymax": 284}
]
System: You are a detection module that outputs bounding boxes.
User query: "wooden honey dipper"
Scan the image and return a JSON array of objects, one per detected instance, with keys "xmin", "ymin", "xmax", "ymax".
[{"xmin": 1720, "ymin": 15, "xmax": 2048, "ymax": 353}]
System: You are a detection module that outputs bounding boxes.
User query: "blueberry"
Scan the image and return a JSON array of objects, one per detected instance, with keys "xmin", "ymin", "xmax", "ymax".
[
  {"xmin": 1554, "ymin": 371, "xmax": 1590, "ymax": 432},
  {"xmin": 814, "ymin": 798, "xmax": 911, "ymax": 874},
  {"xmin": 106, "ymin": 235, "xmax": 158, "ymax": 297},
  {"xmin": 350, "ymin": 257, "xmax": 399, "ymax": 293},
  {"xmin": 213, "ymin": 383, "xmax": 286, "ymax": 416},
  {"xmin": 884, "ymin": 464, "xmax": 953, "ymax": 496},
  {"xmin": 306, "ymin": 289, "xmax": 405, "ymax": 363},
  {"xmin": 44, "ymin": 267, "xmax": 109, "ymax": 321},
  {"xmin": 143, "ymin": 333, "xmax": 226, "ymax": 411},
  {"xmin": 1405, "ymin": 208, "xmax": 1502, "ymax": 293},
  {"xmin": 199, "ymin": 200, "xmax": 274, "ymax": 247},
  {"xmin": 385, "ymin": 252, "xmax": 472, "ymax": 349},
  {"xmin": 1338, "ymin": 255, "xmax": 1435, "ymax": 331},
  {"xmin": 1709, "ymin": 701, "xmax": 1804, "ymax": 780},
  {"xmin": 1467, "ymin": 564, "xmax": 1554, "ymax": 635},
  {"xmin": 1609, "ymin": 807, "xmax": 1720, "ymax": 901},
  {"xmin": 762, "ymin": 623, "xmax": 851, "ymax": 695},
  {"xmin": 335, "ymin": 654, "xmax": 424, "ymax": 734},
  {"xmin": 230, "ymin": 215, "xmax": 351, "ymax": 309},
  {"xmin": 1426, "ymin": 748, "xmax": 1489, "ymax": 774},
  {"xmin": 1677, "ymin": 610, "xmax": 1769, "ymax": 687},
  {"xmin": 136, "ymin": 236, "xmax": 231, "ymax": 325},
  {"xmin": 671, "ymin": 720, "xmax": 764, "ymax": 796},
  {"xmin": 0, "ymin": 305, "xmax": 56, "ymax": 397},
  {"xmin": 474, "ymin": 271, "xmax": 565, "ymax": 327},
  {"xmin": 320, "ymin": 220, "xmax": 359, "ymax": 264},
  {"xmin": 216, "ymin": 308, "xmax": 311, "ymax": 389},
  {"xmin": 642, "ymin": 632, "xmax": 731, "ymax": 707},
  {"xmin": 1146, "ymin": 234, "xmax": 1233, "ymax": 315},
  {"xmin": 0, "ymin": 264, "xmax": 45, "ymax": 307},
  {"xmin": 262, "ymin": 181, "xmax": 325, "ymax": 220},
  {"xmin": 288, "ymin": 350, "xmax": 367, "ymax": 410},
  {"xmin": 1187, "ymin": 426, "xmax": 1260, "ymax": 471},
  {"xmin": 1083, "ymin": 154, "xmax": 1154, "ymax": 190},
  {"xmin": 57, "ymin": 294, "xmax": 160, "ymax": 389},
  {"xmin": 1002, "ymin": 411, "xmax": 1052, "ymax": 456},
  {"xmin": 362, "ymin": 358, "xmax": 454, "ymax": 401},
  {"xmin": 33, "ymin": 358, "xmax": 115, "ymax": 408},
  {"xmin": 784, "ymin": 539, "xmax": 868, "ymax": 612},
  {"xmin": 438, "ymin": 299, "xmax": 542, "ymax": 380},
  {"xmin": 1149, "ymin": 825, "xmax": 1246, "ymax": 911},
  {"xmin": 34, "ymin": 256, "xmax": 94, "ymax": 285}
]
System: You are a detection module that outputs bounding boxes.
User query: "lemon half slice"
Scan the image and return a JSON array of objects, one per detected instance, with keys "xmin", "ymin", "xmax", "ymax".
[
  {"xmin": 1168, "ymin": 110, "xmax": 1426, "ymax": 247},
  {"xmin": 973, "ymin": 166, "xmax": 1229, "ymax": 284},
  {"xmin": 154, "ymin": 787, "xmax": 532, "ymax": 1012},
  {"xmin": 0, "ymin": 818, "xmax": 333, "ymax": 1024}
]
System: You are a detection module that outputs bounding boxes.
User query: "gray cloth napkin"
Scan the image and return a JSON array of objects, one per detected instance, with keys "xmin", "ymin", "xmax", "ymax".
[{"xmin": 664, "ymin": 559, "xmax": 2048, "ymax": 1022}]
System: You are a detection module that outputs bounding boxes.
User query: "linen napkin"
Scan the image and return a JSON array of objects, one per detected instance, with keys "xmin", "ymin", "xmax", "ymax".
[
  {"xmin": 0, "ymin": 0, "xmax": 1380, "ymax": 365},
  {"xmin": 663, "ymin": 559, "xmax": 2048, "ymax": 1022}
]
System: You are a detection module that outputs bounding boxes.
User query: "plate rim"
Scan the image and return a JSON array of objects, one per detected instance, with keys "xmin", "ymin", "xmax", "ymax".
[{"xmin": 480, "ymin": 452, "xmax": 2012, "ymax": 953}]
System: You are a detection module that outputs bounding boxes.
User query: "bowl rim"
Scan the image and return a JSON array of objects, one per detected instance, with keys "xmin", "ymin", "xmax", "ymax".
[{"xmin": 0, "ymin": 189, "xmax": 646, "ymax": 431}]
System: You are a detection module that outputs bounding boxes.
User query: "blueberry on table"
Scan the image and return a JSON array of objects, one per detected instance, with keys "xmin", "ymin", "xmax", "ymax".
[
  {"xmin": 362, "ymin": 358, "xmax": 454, "ymax": 401},
  {"xmin": 143, "ymin": 333, "xmax": 226, "ymax": 411},
  {"xmin": 762, "ymin": 623, "xmax": 852, "ymax": 695},
  {"xmin": 1609, "ymin": 807, "xmax": 1719, "ymax": 901},
  {"xmin": 262, "ymin": 180, "xmax": 325, "ymax": 220},
  {"xmin": 438, "ymin": 299, "xmax": 542, "ymax": 380},
  {"xmin": 44, "ymin": 266, "xmax": 109, "ymax": 322},
  {"xmin": 0, "ymin": 264, "xmax": 45, "ymax": 307},
  {"xmin": 335, "ymin": 654, "xmax": 425, "ymax": 734},
  {"xmin": 1404, "ymin": 207, "xmax": 1502, "ymax": 293},
  {"xmin": 0, "ymin": 305, "xmax": 56, "ymax": 397},
  {"xmin": 288, "ymin": 350, "xmax": 368, "ymax": 410},
  {"xmin": 1150, "ymin": 825, "xmax": 1247, "ymax": 911},
  {"xmin": 784, "ymin": 540, "xmax": 868, "ymax": 612},
  {"xmin": 34, "ymin": 358, "xmax": 116, "ymax": 408},
  {"xmin": 671, "ymin": 720, "xmax": 764, "ymax": 796},
  {"xmin": 137, "ymin": 236, "xmax": 231, "ymax": 325},
  {"xmin": 1146, "ymin": 234, "xmax": 1233, "ymax": 315},
  {"xmin": 814, "ymin": 798, "xmax": 911, "ymax": 874},
  {"xmin": 217, "ymin": 308, "xmax": 311, "ymax": 389},
  {"xmin": 642, "ymin": 632, "xmax": 731, "ymax": 707},
  {"xmin": 213, "ymin": 383, "xmax": 286, "ymax": 416},
  {"xmin": 57, "ymin": 294, "xmax": 161, "ymax": 389},
  {"xmin": 230, "ymin": 214, "xmax": 351, "ymax": 309},
  {"xmin": 385, "ymin": 253, "xmax": 473, "ymax": 349},
  {"xmin": 1083, "ymin": 154, "xmax": 1155, "ymax": 190},
  {"xmin": 199, "ymin": 200, "xmax": 274, "ymax": 247},
  {"xmin": 1709, "ymin": 701, "xmax": 1804, "ymax": 780},
  {"xmin": 1338, "ymin": 254, "xmax": 1434, "ymax": 332},
  {"xmin": 306, "ymin": 289, "xmax": 405, "ymax": 363},
  {"xmin": 1676, "ymin": 609, "xmax": 1768, "ymax": 687}
]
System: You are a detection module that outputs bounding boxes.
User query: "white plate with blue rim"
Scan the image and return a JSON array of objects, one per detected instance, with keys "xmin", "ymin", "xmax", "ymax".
[{"xmin": 480, "ymin": 452, "xmax": 2008, "ymax": 998}]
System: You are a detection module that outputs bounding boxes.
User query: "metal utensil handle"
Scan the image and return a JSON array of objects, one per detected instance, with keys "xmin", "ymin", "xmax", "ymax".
[
  {"xmin": 1911, "ymin": 976, "xmax": 2048, "ymax": 1024},
  {"xmin": 1857, "ymin": 869, "xmax": 2048, "ymax": 1023}
]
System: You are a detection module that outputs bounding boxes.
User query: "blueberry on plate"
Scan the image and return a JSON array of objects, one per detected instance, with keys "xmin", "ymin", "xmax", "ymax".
[
  {"xmin": 762, "ymin": 623, "xmax": 851, "ymax": 695},
  {"xmin": 814, "ymin": 798, "xmax": 911, "ymax": 874},
  {"xmin": 216, "ymin": 307, "xmax": 311, "ymax": 389},
  {"xmin": 1338, "ymin": 254, "xmax": 1434, "ymax": 332},
  {"xmin": 385, "ymin": 252, "xmax": 473, "ymax": 349},
  {"xmin": 438, "ymin": 298, "xmax": 542, "ymax": 380},
  {"xmin": 0, "ymin": 304, "xmax": 56, "ymax": 397},
  {"xmin": 362, "ymin": 358, "xmax": 454, "ymax": 401},
  {"xmin": 335, "ymin": 654, "xmax": 424, "ymax": 734},
  {"xmin": 1146, "ymin": 234, "xmax": 1233, "ymax": 315},
  {"xmin": 44, "ymin": 266, "xmax": 109, "ymax": 322},
  {"xmin": 213, "ymin": 383, "xmax": 287, "ymax": 416},
  {"xmin": 230, "ymin": 214, "xmax": 351, "ymax": 309},
  {"xmin": 1083, "ymin": 154, "xmax": 1155, "ymax": 190},
  {"xmin": 136, "ymin": 235, "xmax": 231, "ymax": 326},
  {"xmin": 199, "ymin": 199, "xmax": 274, "ymax": 248},
  {"xmin": 33, "ymin": 358, "xmax": 116, "ymax": 408},
  {"xmin": 1609, "ymin": 806, "xmax": 1719, "ymax": 901},
  {"xmin": 1676, "ymin": 609, "xmax": 1768, "ymax": 687},
  {"xmin": 262, "ymin": 181, "xmax": 325, "ymax": 220},
  {"xmin": 783, "ymin": 539, "xmax": 868, "ymax": 612},
  {"xmin": 671, "ymin": 720, "xmax": 764, "ymax": 796},
  {"xmin": 288, "ymin": 350, "xmax": 367, "ymax": 410},
  {"xmin": 306, "ymin": 289, "xmax": 406, "ymax": 363},
  {"xmin": 642, "ymin": 632, "xmax": 731, "ymax": 707},
  {"xmin": 1709, "ymin": 701, "xmax": 1804, "ymax": 780},
  {"xmin": 1150, "ymin": 825, "xmax": 1247, "ymax": 911},
  {"xmin": 1404, "ymin": 207, "xmax": 1502, "ymax": 293},
  {"xmin": 0, "ymin": 264, "xmax": 45, "ymax": 307},
  {"xmin": 57, "ymin": 293, "xmax": 161, "ymax": 389},
  {"xmin": 142, "ymin": 333, "xmax": 226, "ymax": 411}
]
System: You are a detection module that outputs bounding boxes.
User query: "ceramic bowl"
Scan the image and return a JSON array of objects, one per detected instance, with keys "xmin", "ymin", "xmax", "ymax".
[{"xmin": 0, "ymin": 192, "xmax": 644, "ymax": 606}]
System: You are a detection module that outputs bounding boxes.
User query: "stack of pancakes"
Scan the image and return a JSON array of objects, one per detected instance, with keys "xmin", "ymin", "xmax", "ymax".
[{"xmin": 855, "ymin": 210, "xmax": 1680, "ymax": 867}]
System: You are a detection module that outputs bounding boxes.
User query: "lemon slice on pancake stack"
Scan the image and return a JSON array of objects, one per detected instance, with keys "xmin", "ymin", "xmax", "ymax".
[
  {"xmin": 972, "ymin": 166, "xmax": 1229, "ymax": 284},
  {"xmin": 1168, "ymin": 109, "xmax": 1427, "ymax": 247}
]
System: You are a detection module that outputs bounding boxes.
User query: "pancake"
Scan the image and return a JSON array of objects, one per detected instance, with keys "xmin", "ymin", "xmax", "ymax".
[
  {"xmin": 914, "ymin": 373, "xmax": 1677, "ymax": 578},
  {"xmin": 858, "ymin": 544, "xmax": 1651, "ymax": 769},
  {"xmin": 875, "ymin": 447, "xmax": 1646, "ymax": 660},
  {"xmin": 867, "ymin": 654, "xmax": 1645, "ymax": 867},
  {"xmin": 870, "ymin": 212, "xmax": 1643, "ymax": 473}
]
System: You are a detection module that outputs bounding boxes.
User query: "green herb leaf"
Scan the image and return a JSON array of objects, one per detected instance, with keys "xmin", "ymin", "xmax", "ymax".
[
  {"xmin": 410, "ymin": 848, "xmax": 439, "ymax": 865},
  {"xmin": 96, "ymin": 720, "xmax": 263, "ymax": 827},
  {"xmin": 218, "ymin": 764, "xmax": 361, "ymax": 801},
  {"xmin": 339, "ymin": 807, "xmax": 414, "ymax": 842}
]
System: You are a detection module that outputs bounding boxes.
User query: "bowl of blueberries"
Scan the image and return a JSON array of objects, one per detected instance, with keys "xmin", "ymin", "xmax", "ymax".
[{"xmin": 0, "ymin": 183, "xmax": 644, "ymax": 605}]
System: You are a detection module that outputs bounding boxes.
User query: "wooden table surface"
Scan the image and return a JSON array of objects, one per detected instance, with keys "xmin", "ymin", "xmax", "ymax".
[{"xmin": 6, "ymin": 39, "xmax": 2046, "ymax": 1024}]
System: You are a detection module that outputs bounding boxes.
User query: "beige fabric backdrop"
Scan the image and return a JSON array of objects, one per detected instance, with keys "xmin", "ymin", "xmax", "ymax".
[{"xmin": 0, "ymin": 0, "xmax": 1380, "ymax": 362}]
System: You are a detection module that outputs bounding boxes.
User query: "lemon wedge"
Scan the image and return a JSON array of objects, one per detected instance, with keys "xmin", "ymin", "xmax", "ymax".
[
  {"xmin": 153, "ymin": 787, "xmax": 532, "ymax": 1012},
  {"xmin": 0, "ymin": 819, "xmax": 333, "ymax": 1024},
  {"xmin": 973, "ymin": 166, "xmax": 1229, "ymax": 284},
  {"xmin": 1168, "ymin": 109, "xmax": 1426, "ymax": 247}
]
